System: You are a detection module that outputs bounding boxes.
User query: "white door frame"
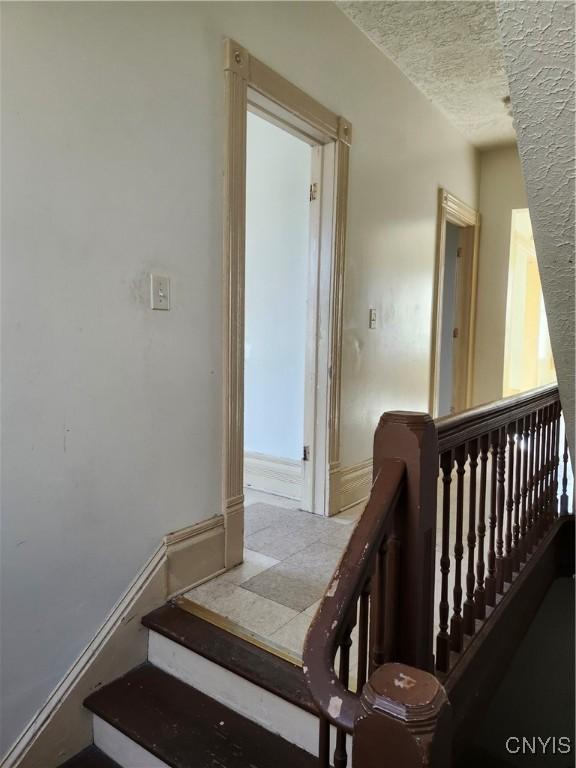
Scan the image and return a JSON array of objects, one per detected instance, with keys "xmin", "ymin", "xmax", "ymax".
[
  {"xmin": 301, "ymin": 145, "xmax": 322, "ymax": 513},
  {"xmin": 222, "ymin": 39, "xmax": 352, "ymax": 566}
]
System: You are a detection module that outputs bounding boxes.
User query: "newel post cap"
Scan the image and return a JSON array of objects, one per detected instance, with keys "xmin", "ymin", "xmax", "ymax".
[
  {"xmin": 360, "ymin": 663, "xmax": 447, "ymax": 723},
  {"xmin": 353, "ymin": 663, "xmax": 452, "ymax": 768}
]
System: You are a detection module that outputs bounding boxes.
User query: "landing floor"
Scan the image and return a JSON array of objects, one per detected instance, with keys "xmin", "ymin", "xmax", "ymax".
[{"xmin": 183, "ymin": 492, "xmax": 361, "ymax": 661}]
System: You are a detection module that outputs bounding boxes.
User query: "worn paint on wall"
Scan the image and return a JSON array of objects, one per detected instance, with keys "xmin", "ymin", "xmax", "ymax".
[{"xmin": 497, "ymin": 1, "xmax": 575, "ymax": 456}]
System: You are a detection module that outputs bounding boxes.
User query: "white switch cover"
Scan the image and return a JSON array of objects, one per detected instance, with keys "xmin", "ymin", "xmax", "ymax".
[
  {"xmin": 150, "ymin": 274, "xmax": 170, "ymax": 310},
  {"xmin": 369, "ymin": 308, "xmax": 377, "ymax": 329}
]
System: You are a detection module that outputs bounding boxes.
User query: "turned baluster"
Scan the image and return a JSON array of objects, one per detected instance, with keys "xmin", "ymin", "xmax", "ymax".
[
  {"xmin": 436, "ymin": 450, "xmax": 453, "ymax": 673},
  {"xmin": 474, "ymin": 434, "xmax": 488, "ymax": 619},
  {"xmin": 542, "ymin": 405, "xmax": 552, "ymax": 527},
  {"xmin": 484, "ymin": 430, "xmax": 499, "ymax": 607},
  {"xmin": 519, "ymin": 415, "xmax": 529, "ymax": 563},
  {"xmin": 543, "ymin": 406, "xmax": 552, "ymax": 528},
  {"xmin": 552, "ymin": 402, "xmax": 561, "ymax": 517},
  {"xmin": 463, "ymin": 439, "xmax": 478, "ymax": 636},
  {"xmin": 560, "ymin": 433, "xmax": 570, "ymax": 516},
  {"xmin": 370, "ymin": 541, "xmax": 387, "ymax": 673},
  {"xmin": 450, "ymin": 444, "xmax": 466, "ymax": 652},
  {"xmin": 333, "ymin": 623, "xmax": 354, "ymax": 768},
  {"xmin": 495, "ymin": 427, "xmax": 506, "ymax": 594},
  {"xmin": 532, "ymin": 409, "xmax": 542, "ymax": 542},
  {"xmin": 526, "ymin": 412, "xmax": 536, "ymax": 553},
  {"xmin": 318, "ymin": 718, "xmax": 330, "ymax": 768},
  {"xmin": 547, "ymin": 403, "xmax": 557, "ymax": 520},
  {"xmin": 503, "ymin": 422, "xmax": 515, "ymax": 583},
  {"xmin": 549, "ymin": 404, "xmax": 558, "ymax": 516},
  {"xmin": 356, "ymin": 578, "xmax": 371, "ymax": 693},
  {"xmin": 512, "ymin": 419, "xmax": 522, "ymax": 572}
]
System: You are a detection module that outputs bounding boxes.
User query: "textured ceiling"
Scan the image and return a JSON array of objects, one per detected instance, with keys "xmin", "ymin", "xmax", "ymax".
[
  {"xmin": 497, "ymin": 1, "xmax": 575, "ymax": 455},
  {"xmin": 338, "ymin": 1, "xmax": 516, "ymax": 148}
]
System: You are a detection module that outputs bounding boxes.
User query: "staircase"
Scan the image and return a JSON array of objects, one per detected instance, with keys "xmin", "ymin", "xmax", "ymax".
[
  {"xmin": 58, "ymin": 385, "xmax": 573, "ymax": 768},
  {"xmin": 60, "ymin": 603, "xmax": 324, "ymax": 767}
]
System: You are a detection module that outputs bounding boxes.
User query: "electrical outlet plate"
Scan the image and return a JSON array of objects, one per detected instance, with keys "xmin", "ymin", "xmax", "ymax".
[{"xmin": 150, "ymin": 274, "xmax": 170, "ymax": 310}]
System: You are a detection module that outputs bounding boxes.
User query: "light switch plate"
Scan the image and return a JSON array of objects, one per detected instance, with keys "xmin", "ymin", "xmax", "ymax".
[
  {"xmin": 150, "ymin": 274, "xmax": 170, "ymax": 310},
  {"xmin": 369, "ymin": 308, "xmax": 377, "ymax": 329}
]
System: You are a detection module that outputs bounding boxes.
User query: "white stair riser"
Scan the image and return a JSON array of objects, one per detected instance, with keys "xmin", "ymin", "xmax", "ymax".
[
  {"xmin": 93, "ymin": 715, "xmax": 169, "ymax": 768},
  {"xmin": 148, "ymin": 630, "xmax": 319, "ymax": 755}
]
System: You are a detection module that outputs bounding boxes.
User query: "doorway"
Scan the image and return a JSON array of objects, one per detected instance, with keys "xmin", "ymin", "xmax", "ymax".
[
  {"xmin": 222, "ymin": 39, "xmax": 352, "ymax": 567},
  {"xmin": 430, "ymin": 189, "xmax": 480, "ymax": 417},
  {"xmin": 243, "ymin": 111, "xmax": 319, "ymax": 512}
]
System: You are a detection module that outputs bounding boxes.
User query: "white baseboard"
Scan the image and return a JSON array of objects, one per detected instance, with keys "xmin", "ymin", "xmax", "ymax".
[
  {"xmin": 244, "ymin": 451, "xmax": 303, "ymax": 500},
  {"xmin": 339, "ymin": 459, "xmax": 372, "ymax": 513},
  {"xmin": 2, "ymin": 516, "xmax": 225, "ymax": 768}
]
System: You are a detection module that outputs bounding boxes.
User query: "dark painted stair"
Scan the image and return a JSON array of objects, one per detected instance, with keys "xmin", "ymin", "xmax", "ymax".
[
  {"xmin": 144, "ymin": 602, "xmax": 317, "ymax": 714},
  {"xmin": 84, "ymin": 663, "xmax": 318, "ymax": 768},
  {"xmin": 58, "ymin": 745, "xmax": 121, "ymax": 768}
]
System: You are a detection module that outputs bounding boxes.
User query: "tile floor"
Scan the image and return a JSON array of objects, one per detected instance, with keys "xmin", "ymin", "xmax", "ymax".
[{"xmin": 184, "ymin": 493, "xmax": 362, "ymax": 660}]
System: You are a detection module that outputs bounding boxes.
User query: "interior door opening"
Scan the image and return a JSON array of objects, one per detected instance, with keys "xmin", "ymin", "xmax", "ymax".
[
  {"xmin": 430, "ymin": 189, "xmax": 480, "ymax": 418},
  {"xmin": 243, "ymin": 109, "xmax": 321, "ymax": 513},
  {"xmin": 437, "ymin": 222, "xmax": 465, "ymax": 417}
]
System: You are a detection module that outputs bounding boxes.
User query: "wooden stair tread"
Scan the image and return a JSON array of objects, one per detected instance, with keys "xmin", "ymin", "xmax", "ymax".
[
  {"xmin": 58, "ymin": 745, "xmax": 122, "ymax": 768},
  {"xmin": 143, "ymin": 602, "xmax": 317, "ymax": 715},
  {"xmin": 85, "ymin": 664, "xmax": 319, "ymax": 768}
]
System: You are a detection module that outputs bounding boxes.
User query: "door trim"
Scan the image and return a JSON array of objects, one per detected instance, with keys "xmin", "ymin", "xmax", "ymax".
[
  {"xmin": 429, "ymin": 188, "xmax": 480, "ymax": 418},
  {"xmin": 222, "ymin": 39, "xmax": 352, "ymax": 566}
]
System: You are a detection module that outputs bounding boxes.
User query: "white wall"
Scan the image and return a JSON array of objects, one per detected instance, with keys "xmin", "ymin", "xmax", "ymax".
[
  {"xmin": 0, "ymin": 2, "xmax": 478, "ymax": 753},
  {"xmin": 244, "ymin": 113, "xmax": 311, "ymax": 461},
  {"xmin": 473, "ymin": 145, "xmax": 528, "ymax": 406}
]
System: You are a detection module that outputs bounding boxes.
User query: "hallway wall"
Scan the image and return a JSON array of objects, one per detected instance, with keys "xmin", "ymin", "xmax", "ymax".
[
  {"xmin": 1, "ymin": 1, "xmax": 478, "ymax": 752},
  {"xmin": 473, "ymin": 145, "xmax": 528, "ymax": 405}
]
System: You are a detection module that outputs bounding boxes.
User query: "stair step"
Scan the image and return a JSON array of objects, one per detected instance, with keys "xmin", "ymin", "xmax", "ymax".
[
  {"xmin": 58, "ymin": 745, "xmax": 122, "ymax": 768},
  {"xmin": 85, "ymin": 663, "xmax": 319, "ymax": 768},
  {"xmin": 143, "ymin": 603, "xmax": 316, "ymax": 714},
  {"xmin": 143, "ymin": 603, "xmax": 320, "ymax": 755}
]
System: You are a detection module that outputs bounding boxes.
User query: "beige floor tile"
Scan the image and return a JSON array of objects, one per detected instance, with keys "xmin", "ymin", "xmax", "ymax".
[
  {"xmin": 242, "ymin": 541, "xmax": 342, "ymax": 612},
  {"xmin": 269, "ymin": 611, "xmax": 312, "ymax": 658},
  {"xmin": 303, "ymin": 599, "xmax": 322, "ymax": 617},
  {"xmin": 185, "ymin": 578, "xmax": 298, "ymax": 636},
  {"xmin": 220, "ymin": 548, "xmax": 279, "ymax": 585},
  {"xmin": 228, "ymin": 592, "xmax": 298, "ymax": 636},
  {"xmin": 245, "ymin": 522, "xmax": 322, "ymax": 560}
]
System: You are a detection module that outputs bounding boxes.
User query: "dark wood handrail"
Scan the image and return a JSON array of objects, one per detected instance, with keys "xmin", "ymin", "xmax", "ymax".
[
  {"xmin": 302, "ymin": 390, "xmax": 568, "ymax": 768},
  {"xmin": 302, "ymin": 457, "xmax": 406, "ymax": 733},
  {"xmin": 436, "ymin": 384, "xmax": 559, "ymax": 451}
]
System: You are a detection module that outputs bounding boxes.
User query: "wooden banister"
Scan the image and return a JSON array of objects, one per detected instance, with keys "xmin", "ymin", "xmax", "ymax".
[
  {"xmin": 373, "ymin": 412, "xmax": 438, "ymax": 671},
  {"xmin": 436, "ymin": 383, "xmax": 559, "ymax": 451},
  {"xmin": 303, "ymin": 384, "xmax": 570, "ymax": 768},
  {"xmin": 303, "ymin": 458, "xmax": 405, "ymax": 734}
]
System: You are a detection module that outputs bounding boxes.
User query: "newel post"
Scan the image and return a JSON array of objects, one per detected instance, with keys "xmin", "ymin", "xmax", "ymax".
[
  {"xmin": 353, "ymin": 663, "xmax": 451, "ymax": 768},
  {"xmin": 373, "ymin": 412, "xmax": 438, "ymax": 671}
]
